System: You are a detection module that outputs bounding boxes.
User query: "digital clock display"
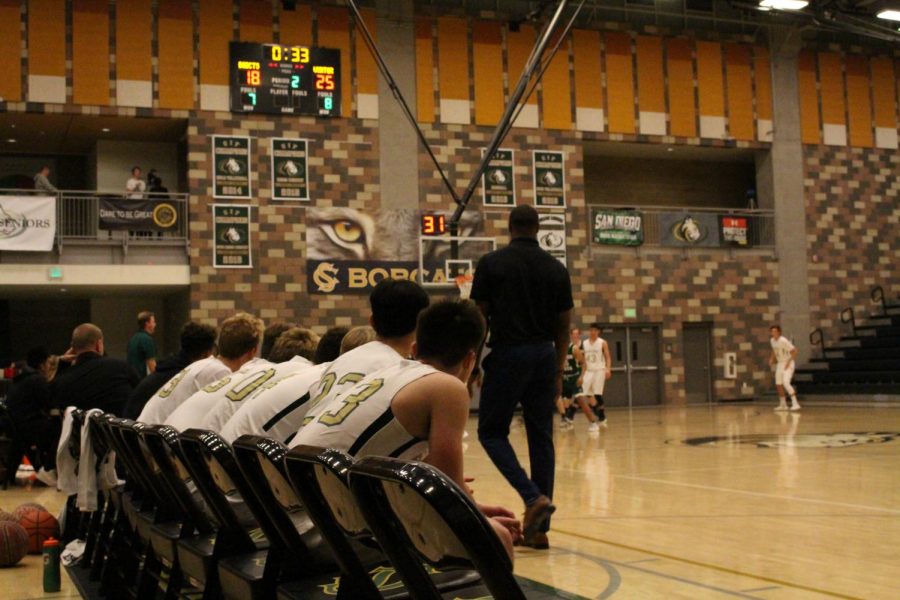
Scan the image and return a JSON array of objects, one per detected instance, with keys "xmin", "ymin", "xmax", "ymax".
[{"xmin": 229, "ymin": 42, "xmax": 341, "ymax": 117}]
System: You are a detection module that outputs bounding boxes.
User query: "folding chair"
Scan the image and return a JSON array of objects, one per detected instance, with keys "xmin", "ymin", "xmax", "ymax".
[
  {"xmin": 349, "ymin": 457, "xmax": 526, "ymax": 600},
  {"xmin": 284, "ymin": 445, "xmax": 481, "ymax": 600},
  {"xmin": 178, "ymin": 429, "xmax": 276, "ymax": 600}
]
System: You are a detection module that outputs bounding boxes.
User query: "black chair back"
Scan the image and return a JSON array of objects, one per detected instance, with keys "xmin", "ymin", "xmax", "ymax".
[
  {"xmin": 120, "ymin": 421, "xmax": 182, "ymax": 521},
  {"xmin": 106, "ymin": 417, "xmax": 155, "ymax": 506},
  {"xmin": 349, "ymin": 456, "xmax": 525, "ymax": 600}
]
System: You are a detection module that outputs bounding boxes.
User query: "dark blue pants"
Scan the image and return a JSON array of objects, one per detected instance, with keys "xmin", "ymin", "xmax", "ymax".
[{"xmin": 477, "ymin": 343, "xmax": 556, "ymax": 528}]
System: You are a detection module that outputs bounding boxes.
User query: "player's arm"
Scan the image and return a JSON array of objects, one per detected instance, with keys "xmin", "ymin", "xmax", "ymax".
[
  {"xmin": 146, "ymin": 357, "xmax": 157, "ymax": 374},
  {"xmin": 769, "ymin": 349, "xmax": 776, "ymax": 365},
  {"xmin": 788, "ymin": 346, "xmax": 797, "ymax": 366},
  {"xmin": 603, "ymin": 340, "xmax": 612, "ymax": 379},
  {"xmin": 554, "ymin": 310, "xmax": 571, "ymax": 396}
]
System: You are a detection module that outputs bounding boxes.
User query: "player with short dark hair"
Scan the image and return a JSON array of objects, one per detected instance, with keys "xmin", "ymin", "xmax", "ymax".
[
  {"xmin": 312, "ymin": 326, "xmax": 349, "ymax": 364},
  {"xmin": 260, "ymin": 321, "xmax": 298, "ymax": 361},
  {"xmin": 769, "ymin": 325, "xmax": 800, "ymax": 411},
  {"xmin": 576, "ymin": 323, "xmax": 612, "ymax": 432}
]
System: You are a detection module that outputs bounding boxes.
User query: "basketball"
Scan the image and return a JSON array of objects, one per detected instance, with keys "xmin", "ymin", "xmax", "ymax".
[
  {"xmin": 17, "ymin": 508, "xmax": 60, "ymax": 554},
  {"xmin": 12, "ymin": 503, "xmax": 46, "ymax": 520},
  {"xmin": 0, "ymin": 521, "xmax": 29, "ymax": 567}
]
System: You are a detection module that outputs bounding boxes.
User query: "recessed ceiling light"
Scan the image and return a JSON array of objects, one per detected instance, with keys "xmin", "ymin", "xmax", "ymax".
[
  {"xmin": 60, "ymin": 288, "xmax": 67, "ymax": 293},
  {"xmin": 10, "ymin": 124, "xmax": 15, "ymax": 128},
  {"xmin": 6, "ymin": 138, "xmax": 16, "ymax": 143},
  {"xmin": 101, "ymin": 127, "xmax": 110, "ymax": 132},
  {"xmin": 876, "ymin": 9, "xmax": 900, "ymax": 21},
  {"xmin": 667, "ymin": 147, "xmax": 674, "ymax": 152},
  {"xmin": 759, "ymin": 0, "xmax": 808, "ymax": 9}
]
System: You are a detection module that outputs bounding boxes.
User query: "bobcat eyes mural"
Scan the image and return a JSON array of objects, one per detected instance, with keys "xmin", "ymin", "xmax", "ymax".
[{"xmin": 305, "ymin": 207, "xmax": 484, "ymax": 294}]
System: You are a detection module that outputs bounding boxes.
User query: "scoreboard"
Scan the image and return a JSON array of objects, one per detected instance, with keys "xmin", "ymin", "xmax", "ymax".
[{"xmin": 229, "ymin": 42, "xmax": 341, "ymax": 117}]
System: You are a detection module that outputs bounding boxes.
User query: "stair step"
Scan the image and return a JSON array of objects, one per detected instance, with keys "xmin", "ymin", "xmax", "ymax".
[
  {"xmin": 839, "ymin": 336, "xmax": 900, "ymax": 349},
  {"xmin": 805, "ymin": 359, "xmax": 900, "ymax": 372},
  {"xmin": 794, "ymin": 382, "xmax": 900, "ymax": 395},
  {"xmin": 855, "ymin": 325, "xmax": 900, "ymax": 338},
  {"xmin": 823, "ymin": 347, "xmax": 900, "ymax": 360},
  {"xmin": 863, "ymin": 315, "xmax": 900, "ymax": 327},
  {"xmin": 811, "ymin": 370, "xmax": 900, "ymax": 384}
]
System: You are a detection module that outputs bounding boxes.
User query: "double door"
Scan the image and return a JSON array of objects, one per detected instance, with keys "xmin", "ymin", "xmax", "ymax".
[{"xmin": 599, "ymin": 325, "xmax": 661, "ymax": 407}]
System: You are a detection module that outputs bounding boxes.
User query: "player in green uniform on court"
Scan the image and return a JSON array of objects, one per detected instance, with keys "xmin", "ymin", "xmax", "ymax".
[{"xmin": 556, "ymin": 327, "xmax": 583, "ymax": 430}]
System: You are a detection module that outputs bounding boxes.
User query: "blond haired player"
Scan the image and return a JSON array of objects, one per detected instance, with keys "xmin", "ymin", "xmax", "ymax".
[
  {"xmin": 769, "ymin": 325, "xmax": 800, "ymax": 411},
  {"xmin": 576, "ymin": 323, "xmax": 611, "ymax": 432}
]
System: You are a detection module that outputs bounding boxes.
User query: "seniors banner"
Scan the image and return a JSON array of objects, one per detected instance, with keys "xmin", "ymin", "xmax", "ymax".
[{"xmin": 0, "ymin": 196, "xmax": 56, "ymax": 251}]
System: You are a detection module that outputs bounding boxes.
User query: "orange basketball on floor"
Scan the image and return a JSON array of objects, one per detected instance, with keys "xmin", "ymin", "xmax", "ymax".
[
  {"xmin": 17, "ymin": 508, "xmax": 60, "ymax": 554},
  {"xmin": 13, "ymin": 503, "xmax": 46, "ymax": 520},
  {"xmin": 0, "ymin": 521, "xmax": 29, "ymax": 567}
]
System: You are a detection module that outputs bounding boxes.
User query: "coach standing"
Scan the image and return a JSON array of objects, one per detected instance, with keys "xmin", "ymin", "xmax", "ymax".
[{"xmin": 471, "ymin": 204, "xmax": 573, "ymax": 550}]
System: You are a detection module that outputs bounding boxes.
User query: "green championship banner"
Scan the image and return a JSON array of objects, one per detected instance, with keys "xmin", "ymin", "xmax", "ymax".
[
  {"xmin": 271, "ymin": 138, "xmax": 309, "ymax": 201},
  {"xmin": 533, "ymin": 151, "xmax": 566, "ymax": 208},
  {"xmin": 212, "ymin": 135, "xmax": 251, "ymax": 199},
  {"xmin": 98, "ymin": 198, "xmax": 178, "ymax": 231},
  {"xmin": 538, "ymin": 212, "xmax": 567, "ymax": 265},
  {"xmin": 213, "ymin": 205, "xmax": 252, "ymax": 268},
  {"xmin": 481, "ymin": 148, "xmax": 515, "ymax": 207},
  {"xmin": 591, "ymin": 209, "xmax": 644, "ymax": 246}
]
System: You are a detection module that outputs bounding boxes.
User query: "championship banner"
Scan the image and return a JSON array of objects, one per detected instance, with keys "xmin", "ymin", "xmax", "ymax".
[
  {"xmin": 591, "ymin": 209, "xmax": 643, "ymax": 246},
  {"xmin": 533, "ymin": 151, "xmax": 566, "ymax": 208},
  {"xmin": 0, "ymin": 196, "xmax": 56, "ymax": 251},
  {"xmin": 538, "ymin": 213, "xmax": 567, "ymax": 265},
  {"xmin": 720, "ymin": 215, "xmax": 755, "ymax": 247},
  {"xmin": 306, "ymin": 207, "xmax": 484, "ymax": 294},
  {"xmin": 660, "ymin": 212, "xmax": 720, "ymax": 247},
  {"xmin": 481, "ymin": 148, "xmax": 515, "ymax": 207},
  {"xmin": 213, "ymin": 136, "xmax": 252, "ymax": 199},
  {"xmin": 271, "ymin": 138, "xmax": 309, "ymax": 201},
  {"xmin": 98, "ymin": 198, "xmax": 178, "ymax": 231},
  {"xmin": 213, "ymin": 205, "xmax": 252, "ymax": 268}
]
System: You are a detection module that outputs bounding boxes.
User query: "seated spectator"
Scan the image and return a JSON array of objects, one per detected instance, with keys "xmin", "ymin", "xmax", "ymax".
[
  {"xmin": 123, "ymin": 321, "xmax": 218, "ymax": 419},
  {"xmin": 138, "ymin": 312, "xmax": 264, "ymax": 424},
  {"xmin": 5, "ymin": 347, "xmax": 56, "ymax": 484},
  {"xmin": 51, "ymin": 323, "xmax": 139, "ymax": 416}
]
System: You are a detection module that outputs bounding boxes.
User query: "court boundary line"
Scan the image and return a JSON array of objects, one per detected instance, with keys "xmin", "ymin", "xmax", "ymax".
[{"xmin": 554, "ymin": 528, "xmax": 865, "ymax": 600}]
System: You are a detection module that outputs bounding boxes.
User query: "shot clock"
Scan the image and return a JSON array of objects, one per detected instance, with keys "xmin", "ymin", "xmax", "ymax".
[{"xmin": 229, "ymin": 42, "xmax": 341, "ymax": 117}]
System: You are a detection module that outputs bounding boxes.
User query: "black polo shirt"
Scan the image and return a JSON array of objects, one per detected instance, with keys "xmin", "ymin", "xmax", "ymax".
[
  {"xmin": 51, "ymin": 352, "xmax": 139, "ymax": 416},
  {"xmin": 470, "ymin": 237, "xmax": 573, "ymax": 347}
]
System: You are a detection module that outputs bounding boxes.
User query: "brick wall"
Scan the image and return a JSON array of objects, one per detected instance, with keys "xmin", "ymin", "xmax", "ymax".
[{"xmin": 805, "ymin": 146, "xmax": 900, "ymax": 337}]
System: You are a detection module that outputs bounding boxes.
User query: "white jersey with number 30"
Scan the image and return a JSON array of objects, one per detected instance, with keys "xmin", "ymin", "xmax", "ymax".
[{"xmin": 290, "ymin": 360, "xmax": 435, "ymax": 459}]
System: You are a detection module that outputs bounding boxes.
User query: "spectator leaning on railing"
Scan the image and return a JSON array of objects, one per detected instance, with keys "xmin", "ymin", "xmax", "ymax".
[{"xmin": 33, "ymin": 166, "xmax": 58, "ymax": 193}]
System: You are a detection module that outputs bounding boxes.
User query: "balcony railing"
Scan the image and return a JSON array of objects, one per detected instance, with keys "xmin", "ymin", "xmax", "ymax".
[
  {"xmin": 587, "ymin": 204, "xmax": 775, "ymax": 251},
  {"xmin": 0, "ymin": 188, "xmax": 189, "ymax": 254}
]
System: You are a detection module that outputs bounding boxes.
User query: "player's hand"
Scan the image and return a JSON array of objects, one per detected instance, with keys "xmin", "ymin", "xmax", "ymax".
[
  {"xmin": 464, "ymin": 476, "xmax": 475, "ymax": 495},
  {"xmin": 60, "ymin": 348, "xmax": 77, "ymax": 363},
  {"xmin": 605, "ymin": 370, "xmax": 612, "ymax": 380},
  {"xmin": 492, "ymin": 516, "xmax": 523, "ymax": 542},
  {"xmin": 477, "ymin": 503, "xmax": 515, "ymax": 519},
  {"xmin": 555, "ymin": 374, "xmax": 563, "ymax": 398}
]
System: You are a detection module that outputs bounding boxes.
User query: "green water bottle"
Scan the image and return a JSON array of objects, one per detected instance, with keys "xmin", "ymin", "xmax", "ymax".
[{"xmin": 43, "ymin": 537, "xmax": 61, "ymax": 593}]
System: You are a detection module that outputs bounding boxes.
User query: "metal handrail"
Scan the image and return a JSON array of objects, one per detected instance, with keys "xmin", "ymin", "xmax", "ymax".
[
  {"xmin": 840, "ymin": 307, "xmax": 856, "ymax": 335},
  {"xmin": 871, "ymin": 285, "xmax": 886, "ymax": 315},
  {"xmin": 809, "ymin": 328, "xmax": 826, "ymax": 358}
]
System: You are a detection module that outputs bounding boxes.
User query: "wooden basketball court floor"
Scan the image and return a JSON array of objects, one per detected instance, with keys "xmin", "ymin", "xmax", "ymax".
[{"xmin": 1, "ymin": 403, "xmax": 897, "ymax": 599}]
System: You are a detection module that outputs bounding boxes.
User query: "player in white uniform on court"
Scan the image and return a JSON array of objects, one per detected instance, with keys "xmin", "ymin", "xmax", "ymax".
[
  {"xmin": 139, "ymin": 313, "xmax": 264, "ymax": 424},
  {"xmin": 218, "ymin": 326, "xmax": 372, "ymax": 445},
  {"xmin": 769, "ymin": 324, "xmax": 800, "ymax": 411},
  {"xmin": 292, "ymin": 300, "xmax": 522, "ymax": 562},
  {"xmin": 577, "ymin": 323, "xmax": 612, "ymax": 432},
  {"xmin": 165, "ymin": 328, "xmax": 319, "ymax": 433},
  {"xmin": 298, "ymin": 279, "xmax": 429, "ymax": 430}
]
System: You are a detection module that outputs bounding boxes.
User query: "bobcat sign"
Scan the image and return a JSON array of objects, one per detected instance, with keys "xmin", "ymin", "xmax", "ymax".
[{"xmin": 305, "ymin": 207, "xmax": 480, "ymax": 294}]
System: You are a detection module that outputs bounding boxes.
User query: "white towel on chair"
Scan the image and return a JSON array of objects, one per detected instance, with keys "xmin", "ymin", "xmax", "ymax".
[{"xmin": 55, "ymin": 407, "xmax": 78, "ymax": 495}]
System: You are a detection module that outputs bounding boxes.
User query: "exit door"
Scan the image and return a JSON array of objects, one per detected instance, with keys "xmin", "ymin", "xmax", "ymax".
[
  {"xmin": 600, "ymin": 325, "xmax": 662, "ymax": 407},
  {"xmin": 683, "ymin": 322, "xmax": 713, "ymax": 403}
]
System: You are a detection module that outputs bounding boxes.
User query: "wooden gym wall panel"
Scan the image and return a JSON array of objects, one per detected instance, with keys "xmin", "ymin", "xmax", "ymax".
[
  {"xmin": 636, "ymin": 35, "xmax": 665, "ymax": 135},
  {"xmin": 472, "ymin": 20, "xmax": 504, "ymax": 126},
  {"xmin": 437, "ymin": 17, "xmax": 469, "ymax": 124},
  {"xmin": 199, "ymin": 0, "xmax": 232, "ymax": 86},
  {"xmin": 870, "ymin": 56, "xmax": 897, "ymax": 149},
  {"xmin": 279, "ymin": 4, "xmax": 312, "ymax": 46},
  {"xmin": 845, "ymin": 55, "xmax": 873, "ymax": 148},
  {"xmin": 73, "ymin": 0, "xmax": 109, "ymax": 106},
  {"xmin": 572, "ymin": 29, "xmax": 603, "ymax": 132},
  {"xmin": 754, "ymin": 46, "xmax": 773, "ymax": 142},
  {"xmin": 0, "ymin": 0, "xmax": 21, "ymax": 101},
  {"xmin": 798, "ymin": 51, "xmax": 820, "ymax": 144},
  {"xmin": 541, "ymin": 32, "xmax": 572, "ymax": 131},
  {"xmin": 818, "ymin": 52, "xmax": 846, "ymax": 146},
  {"xmin": 696, "ymin": 41, "xmax": 725, "ymax": 139},
  {"xmin": 115, "ymin": 0, "xmax": 152, "ymax": 82},
  {"xmin": 666, "ymin": 38, "xmax": 696, "ymax": 138},
  {"xmin": 604, "ymin": 32, "xmax": 635, "ymax": 135},
  {"xmin": 27, "ymin": 0, "xmax": 65, "ymax": 103},
  {"xmin": 725, "ymin": 44, "xmax": 753, "ymax": 141},
  {"xmin": 414, "ymin": 17, "xmax": 434, "ymax": 123},
  {"xmin": 507, "ymin": 25, "xmax": 538, "ymax": 127},
  {"xmin": 239, "ymin": 0, "xmax": 272, "ymax": 43},
  {"xmin": 355, "ymin": 7, "xmax": 378, "ymax": 119},
  {"xmin": 317, "ymin": 6, "xmax": 351, "ymax": 118},
  {"xmin": 158, "ymin": 2, "xmax": 195, "ymax": 109}
]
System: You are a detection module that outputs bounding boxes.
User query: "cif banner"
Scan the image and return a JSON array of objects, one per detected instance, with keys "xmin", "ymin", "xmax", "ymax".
[
  {"xmin": 660, "ymin": 212, "xmax": 720, "ymax": 247},
  {"xmin": 591, "ymin": 209, "xmax": 643, "ymax": 246},
  {"xmin": 538, "ymin": 213, "xmax": 567, "ymax": 265},
  {"xmin": 306, "ymin": 208, "xmax": 483, "ymax": 294},
  {"xmin": 719, "ymin": 215, "xmax": 754, "ymax": 247},
  {"xmin": 212, "ymin": 135, "xmax": 252, "ymax": 199},
  {"xmin": 0, "ymin": 196, "xmax": 56, "ymax": 251},
  {"xmin": 213, "ymin": 205, "xmax": 252, "ymax": 268},
  {"xmin": 98, "ymin": 198, "xmax": 178, "ymax": 231},
  {"xmin": 481, "ymin": 148, "xmax": 515, "ymax": 207}
]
